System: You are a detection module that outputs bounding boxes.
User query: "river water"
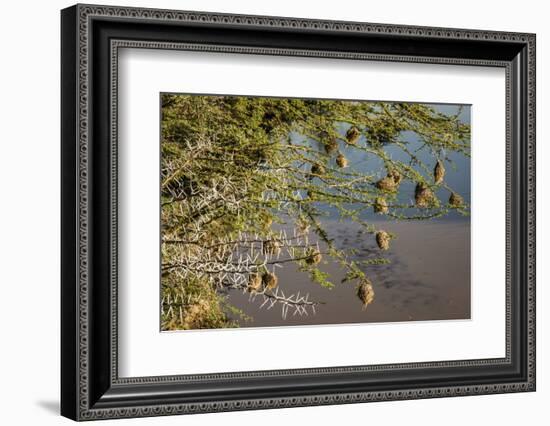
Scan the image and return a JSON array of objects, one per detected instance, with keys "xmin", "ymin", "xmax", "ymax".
[{"xmin": 225, "ymin": 218, "xmax": 470, "ymax": 327}]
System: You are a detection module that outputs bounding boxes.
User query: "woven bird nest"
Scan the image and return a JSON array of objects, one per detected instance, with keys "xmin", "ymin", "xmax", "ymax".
[
  {"xmin": 374, "ymin": 197, "xmax": 389, "ymax": 214},
  {"xmin": 375, "ymin": 175, "xmax": 398, "ymax": 192},
  {"xmin": 336, "ymin": 152, "xmax": 348, "ymax": 168},
  {"xmin": 263, "ymin": 239, "xmax": 282, "ymax": 256},
  {"xmin": 262, "ymin": 271, "xmax": 279, "ymax": 290},
  {"xmin": 296, "ymin": 216, "xmax": 311, "ymax": 235},
  {"xmin": 449, "ymin": 192, "xmax": 464, "ymax": 207},
  {"xmin": 388, "ymin": 168, "xmax": 402, "ymax": 185},
  {"xmin": 345, "ymin": 126, "xmax": 361, "ymax": 145},
  {"xmin": 376, "ymin": 230, "xmax": 391, "ymax": 250},
  {"xmin": 305, "ymin": 249, "xmax": 322, "ymax": 265},
  {"xmin": 310, "ymin": 163, "xmax": 326, "ymax": 178},
  {"xmin": 415, "ymin": 182, "xmax": 436, "ymax": 207},
  {"xmin": 434, "ymin": 160, "xmax": 445, "ymax": 184},
  {"xmin": 247, "ymin": 273, "xmax": 263, "ymax": 293},
  {"xmin": 357, "ymin": 278, "xmax": 375, "ymax": 309},
  {"xmin": 324, "ymin": 138, "xmax": 338, "ymax": 155}
]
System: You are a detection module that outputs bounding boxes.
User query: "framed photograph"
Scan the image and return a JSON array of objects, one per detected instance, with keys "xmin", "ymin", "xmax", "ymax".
[{"xmin": 61, "ymin": 4, "xmax": 536, "ymax": 421}]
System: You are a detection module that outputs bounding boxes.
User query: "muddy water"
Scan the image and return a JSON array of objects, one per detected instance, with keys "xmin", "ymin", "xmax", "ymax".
[{"xmin": 224, "ymin": 219, "xmax": 470, "ymax": 327}]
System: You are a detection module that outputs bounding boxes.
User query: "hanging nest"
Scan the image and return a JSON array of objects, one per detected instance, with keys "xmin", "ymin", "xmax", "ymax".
[
  {"xmin": 345, "ymin": 126, "xmax": 361, "ymax": 145},
  {"xmin": 388, "ymin": 168, "xmax": 402, "ymax": 185},
  {"xmin": 336, "ymin": 152, "xmax": 348, "ymax": 168},
  {"xmin": 376, "ymin": 230, "xmax": 391, "ymax": 250},
  {"xmin": 357, "ymin": 278, "xmax": 375, "ymax": 309},
  {"xmin": 263, "ymin": 239, "xmax": 282, "ymax": 256},
  {"xmin": 310, "ymin": 163, "xmax": 326, "ymax": 178},
  {"xmin": 262, "ymin": 272, "xmax": 279, "ymax": 290},
  {"xmin": 296, "ymin": 216, "xmax": 311, "ymax": 235},
  {"xmin": 449, "ymin": 192, "xmax": 464, "ymax": 208},
  {"xmin": 376, "ymin": 167, "xmax": 402, "ymax": 192},
  {"xmin": 375, "ymin": 176, "xmax": 398, "ymax": 192},
  {"xmin": 305, "ymin": 248, "xmax": 322, "ymax": 265},
  {"xmin": 374, "ymin": 197, "xmax": 389, "ymax": 214},
  {"xmin": 434, "ymin": 160, "xmax": 445, "ymax": 184},
  {"xmin": 247, "ymin": 273, "xmax": 263, "ymax": 293},
  {"xmin": 324, "ymin": 138, "xmax": 338, "ymax": 155},
  {"xmin": 415, "ymin": 182, "xmax": 436, "ymax": 207}
]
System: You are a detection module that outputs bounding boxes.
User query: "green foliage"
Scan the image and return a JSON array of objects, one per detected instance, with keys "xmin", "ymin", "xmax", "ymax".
[
  {"xmin": 161, "ymin": 276, "xmax": 238, "ymax": 330},
  {"xmin": 308, "ymin": 268, "xmax": 334, "ymax": 289}
]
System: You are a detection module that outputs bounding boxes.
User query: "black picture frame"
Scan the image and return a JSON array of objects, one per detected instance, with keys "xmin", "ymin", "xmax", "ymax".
[{"xmin": 61, "ymin": 4, "xmax": 536, "ymax": 421}]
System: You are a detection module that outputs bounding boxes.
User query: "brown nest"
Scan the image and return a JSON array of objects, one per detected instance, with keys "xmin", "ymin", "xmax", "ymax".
[
  {"xmin": 434, "ymin": 160, "xmax": 445, "ymax": 184},
  {"xmin": 310, "ymin": 163, "xmax": 326, "ymax": 178},
  {"xmin": 296, "ymin": 217, "xmax": 311, "ymax": 236},
  {"xmin": 388, "ymin": 168, "xmax": 402, "ymax": 185},
  {"xmin": 376, "ymin": 167, "xmax": 402, "ymax": 192},
  {"xmin": 375, "ymin": 176, "xmax": 398, "ymax": 192},
  {"xmin": 357, "ymin": 279, "xmax": 375, "ymax": 309},
  {"xmin": 376, "ymin": 230, "xmax": 391, "ymax": 250},
  {"xmin": 247, "ymin": 273, "xmax": 263, "ymax": 293},
  {"xmin": 324, "ymin": 138, "xmax": 338, "ymax": 155},
  {"xmin": 305, "ymin": 249, "xmax": 322, "ymax": 265},
  {"xmin": 262, "ymin": 272, "xmax": 279, "ymax": 290},
  {"xmin": 449, "ymin": 192, "xmax": 464, "ymax": 207},
  {"xmin": 336, "ymin": 152, "xmax": 348, "ymax": 168},
  {"xmin": 373, "ymin": 197, "xmax": 389, "ymax": 214},
  {"xmin": 263, "ymin": 240, "xmax": 282, "ymax": 256},
  {"xmin": 345, "ymin": 126, "xmax": 361, "ymax": 145},
  {"xmin": 415, "ymin": 182, "xmax": 436, "ymax": 207}
]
